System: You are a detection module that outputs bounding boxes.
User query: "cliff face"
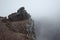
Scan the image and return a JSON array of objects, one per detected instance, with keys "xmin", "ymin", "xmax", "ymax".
[{"xmin": 0, "ymin": 7, "xmax": 35, "ymax": 40}]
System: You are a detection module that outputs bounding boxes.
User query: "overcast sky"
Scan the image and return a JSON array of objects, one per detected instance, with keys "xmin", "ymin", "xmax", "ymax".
[
  {"xmin": 0, "ymin": 0, "xmax": 60, "ymax": 17},
  {"xmin": 0, "ymin": 0, "xmax": 60, "ymax": 40}
]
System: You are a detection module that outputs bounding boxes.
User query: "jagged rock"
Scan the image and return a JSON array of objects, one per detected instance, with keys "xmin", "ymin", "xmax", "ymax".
[
  {"xmin": 0, "ymin": 17, "xmax": 34, "ymax": 40},
  {"xmin": 17, "ymin": 7, "xmax": 25, "ymax": 13},
  {"xmin": 8, "ymin": 7, "xmax": 31, "ymax": 21},
  {"xmin": 0, "ymin": 21, "xmax": 28, "ymax": 40},
  {"xmin": 8, "ymin": 12, "xmax": 18, "ymax": 21},
  {"xmin": 0, "ymin": 7, "xmax": 35, "ymax": 40},
  {"xmin": 6, "ymin": 18, "xmax": 35, "ymax": 39}
]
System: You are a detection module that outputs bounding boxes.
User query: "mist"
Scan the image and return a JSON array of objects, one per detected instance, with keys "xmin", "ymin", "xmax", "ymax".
[{"xmin": 0, "ymin": 0, "xmax": 60, "ymax": 40}]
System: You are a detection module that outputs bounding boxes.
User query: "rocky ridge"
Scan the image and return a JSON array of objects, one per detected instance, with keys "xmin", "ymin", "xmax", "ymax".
[{"xmin": 0, "ymin": 7, "xmax": 35, "ymax": 40}]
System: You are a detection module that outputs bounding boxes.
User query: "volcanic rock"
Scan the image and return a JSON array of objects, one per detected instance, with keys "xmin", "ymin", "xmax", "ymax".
[
  {"xmin": 0, "ymin": 7, "xmax": 36, "ymax": 40},
  {"xmin": 8, "ymin": 7, "xmax": 31, "ymax": 21}
]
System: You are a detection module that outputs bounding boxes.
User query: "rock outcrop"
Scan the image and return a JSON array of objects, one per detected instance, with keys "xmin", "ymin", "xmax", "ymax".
[
  {"xmin": 8, "ymin": 7, "xmax": 31, "ymax": 21},
  {"xmin": 0, "ymin": 7, "xmax": 35, "ymax": 40}
]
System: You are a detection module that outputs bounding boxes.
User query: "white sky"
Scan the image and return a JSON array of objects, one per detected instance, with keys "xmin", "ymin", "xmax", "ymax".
[
  {"xmin": 0, "ymin": 0, "xmax": 60, "ymax": 40},
  {"xmin": 0, "ymin": 0, "xmax": 60, "ymax": 17}
]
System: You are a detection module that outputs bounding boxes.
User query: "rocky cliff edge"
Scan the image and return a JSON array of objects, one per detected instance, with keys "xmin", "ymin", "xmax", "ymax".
[{"xmin": 0, "ymin": 7, "xmax": 36, "ymax": 40}]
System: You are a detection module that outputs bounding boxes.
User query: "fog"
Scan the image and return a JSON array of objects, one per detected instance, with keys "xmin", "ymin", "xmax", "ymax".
[
  {"xmin": 0, "ymin": 0, "xmax": 60, "ymax": 40},
  {"xmin": 33, "ymin": 17, "xmax": 60, "ymax": 40}
]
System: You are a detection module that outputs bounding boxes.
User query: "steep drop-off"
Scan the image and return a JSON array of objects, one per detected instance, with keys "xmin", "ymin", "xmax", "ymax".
[{"xmin": 0, "ymin": 7, "xmax": 35, "ymax": 40}]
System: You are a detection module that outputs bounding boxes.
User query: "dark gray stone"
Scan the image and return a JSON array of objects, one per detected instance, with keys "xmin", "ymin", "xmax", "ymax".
[
  {"xmin": 8, "ymin": 7, "xmax": 31, "ymax": 21},
  {"xmin": 17, "ymin": 7, "xmax": 25, "ymax": 13}
]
